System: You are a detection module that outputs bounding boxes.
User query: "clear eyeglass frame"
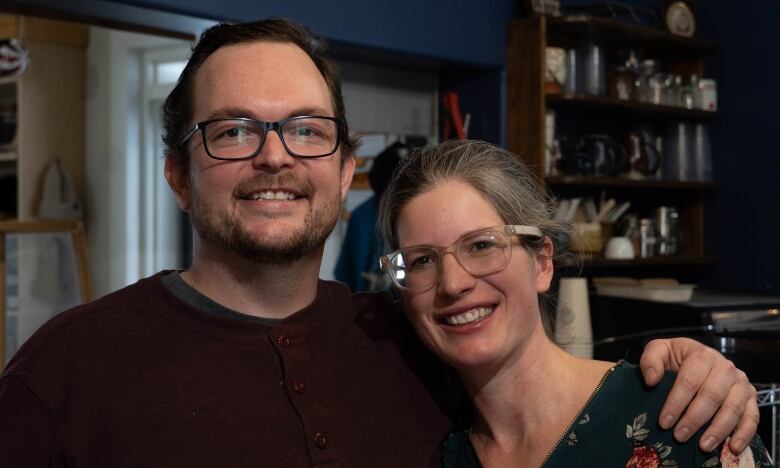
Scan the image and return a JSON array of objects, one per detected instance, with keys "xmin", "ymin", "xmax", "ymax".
[
  {"xmin": 379, "ymin": 225, "xmax": 543, "ymax": 291},
  {"xmin": 179, "ymin": 115, "xmax": 344, "ymax": 160}
]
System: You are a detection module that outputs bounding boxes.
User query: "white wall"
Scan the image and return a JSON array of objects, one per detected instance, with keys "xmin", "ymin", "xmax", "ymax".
[{"xmin": 85, "ymin": 27, "xmax": 192, "ymax": 297}]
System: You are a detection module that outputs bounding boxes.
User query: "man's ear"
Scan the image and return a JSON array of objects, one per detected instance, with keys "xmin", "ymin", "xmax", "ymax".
[
  {"xmin": 339, "ymin": 154, "xmax": 356, "ymax": 202},
  {"xmin": 164, "ymin": 153, "xmax": 191, "ymax": 211},
  {"xmin": 535, "ymin": 236, "xmax": 555, "ymax": 293}
]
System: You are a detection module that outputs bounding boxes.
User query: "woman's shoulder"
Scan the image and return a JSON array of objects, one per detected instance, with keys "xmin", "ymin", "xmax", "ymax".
[{"xmin": 572, "ymin": 360, "xmax": 774, "ymax": 467}]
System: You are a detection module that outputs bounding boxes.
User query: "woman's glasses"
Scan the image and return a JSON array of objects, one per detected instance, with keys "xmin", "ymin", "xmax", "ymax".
[{"xmin": 380, "ymin": 225, "xmax": 543, "ymax": 291}]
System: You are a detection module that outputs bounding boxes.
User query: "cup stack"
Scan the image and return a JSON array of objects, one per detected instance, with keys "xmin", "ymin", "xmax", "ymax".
[{"xmin": 554, "ymin": 278, "xmax": 594, "ymax": 358}]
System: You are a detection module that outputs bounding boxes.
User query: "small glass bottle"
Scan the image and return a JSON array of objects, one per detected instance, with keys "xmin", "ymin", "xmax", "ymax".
[
  {"xmin": 673, "ymin": 74, "xmax": 690, "ymax": 108},
  {"xmin": 689, "ymin": 74, "xmax": 702, "ymax": 109}
]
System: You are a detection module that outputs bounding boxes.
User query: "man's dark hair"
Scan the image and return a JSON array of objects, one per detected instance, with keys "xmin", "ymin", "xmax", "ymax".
[{"xmin": 162, "ymin": 18, "xmax": 359, "ymax": 170}]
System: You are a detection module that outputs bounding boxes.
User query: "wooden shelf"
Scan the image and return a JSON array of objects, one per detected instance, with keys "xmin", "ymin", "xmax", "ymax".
[
  {"xmin": 546, "ymin": 94, "xmax": 717, "ymax": 120},
  {"xmin": 0, "ymin": 149, "xmax": 17, "ymax": 162},
  {"xmin": 0, "ymin": 76, "xmax": 19, "ymax": 86},
  {"xmin": 546, "ymin": 15, "xmax": 716, "ymax": 56},
  {"xmin": 579, "ymin": 255, "xmax": 718, "ymax": 269},
  {"xmin": 545, "ymin": 176, "xmax": 715, "ymax": 190}
]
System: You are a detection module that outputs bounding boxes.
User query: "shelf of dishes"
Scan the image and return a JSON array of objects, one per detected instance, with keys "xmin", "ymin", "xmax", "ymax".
[
  {"xmin": 545, "ymin": 15, "xmax": 716, "ymax": 55},
  {"xmin": 546, "ymin": 94, "xmax": 717, "ymax": 120},
  {"xmin": 544, "ymin": 21, "xmax": 718, "ymax": 117},
  {"xmin": 545, "ymin": 114, "xmax": 713, "ymax": 183},
  {"xmin": 0, "ymin": 150, "xmax": 16, "ymax": 162},
  {"xmin": 581, "ymin": 255, "xmax": 717, "ymax": 268},
  {"xmin": 558, "ymin": 198, "xmax": 694, "ymax": 261},
  {"xmin": 591, "ymin": 277, "xmax": 696, "ymax": 303},
  {"xmin": 545, "ymin": 175, "xmax": 714, "ymax": 190}
]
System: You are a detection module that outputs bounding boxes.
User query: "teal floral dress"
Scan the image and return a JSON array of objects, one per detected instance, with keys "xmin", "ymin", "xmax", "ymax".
[{"xmin": 442, "ymin": 361, "xmax": 774, "ymax": 467}]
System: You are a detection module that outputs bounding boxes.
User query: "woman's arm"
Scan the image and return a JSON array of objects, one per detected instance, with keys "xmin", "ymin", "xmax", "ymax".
[{"xmin": 638, "ymin": 337, "xmax": 759, "ymax": 455}]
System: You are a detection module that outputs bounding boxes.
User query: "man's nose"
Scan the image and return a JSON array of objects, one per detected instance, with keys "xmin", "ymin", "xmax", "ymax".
[
  {"xmin": 251, "ymin": 130, "xmax": 296, "ymax": 172},
  {"xmin": 437, "ymin": 252, "xmax": 476, "ymax": 297}
]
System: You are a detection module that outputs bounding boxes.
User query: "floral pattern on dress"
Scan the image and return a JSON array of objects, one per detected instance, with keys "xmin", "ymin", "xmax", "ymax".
[
  {"xmin": 625, "ymin": 412, "xmax": 679, "ymax": 468},
  {"xmin": 566, "ymin": 413, "xmax": 591, "ymax": 446},
  {"xmin": 700, "ymin": 436, "xmax": 774, "ymax": 467}
]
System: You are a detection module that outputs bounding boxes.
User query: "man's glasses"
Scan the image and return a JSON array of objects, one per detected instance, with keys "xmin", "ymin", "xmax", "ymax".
[
  {"xmin": 179, "ymin": 116, "xmax": 343, "ymax": 160},
  {"xmin": 379, "ymin": 225, "xmax": 543, "ymax": 291}
]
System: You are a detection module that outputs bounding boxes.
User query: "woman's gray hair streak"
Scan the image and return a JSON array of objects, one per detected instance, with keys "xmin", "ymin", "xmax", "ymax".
[{"xmin": 376, "ymin": 139, "xmax": 575, "ymax": 335}]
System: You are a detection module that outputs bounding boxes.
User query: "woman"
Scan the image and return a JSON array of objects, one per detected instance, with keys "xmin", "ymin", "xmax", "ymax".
[{"xmin": 377, "ymin": 140, "xmax": 772, "ymax": 467}]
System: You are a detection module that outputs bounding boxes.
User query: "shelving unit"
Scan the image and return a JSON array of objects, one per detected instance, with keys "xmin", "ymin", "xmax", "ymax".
[
  {"xmin": 546, "ymin": 94, "xmax": 717, "ymax": 120},
  {"xmin": 583, "ymin": 254, "xmax": 717, "ymax": 267},
  {"xmin": 545, "ymin": 15, "xmax": 716, "ymax": 55},
  {"xmin": 0, "ymin": 16, "xmax": 87, "ymax": 364},
  {"xmin": 545, "ymin": 176, "xmax": 715, "ymax": 190},
  {"xmin": 507, "ymin": 15, "xmax": 716, "ymax": 276},
  {"xmin": 0, "ymin": 15, "xmax": 87, "ymax": 220}
]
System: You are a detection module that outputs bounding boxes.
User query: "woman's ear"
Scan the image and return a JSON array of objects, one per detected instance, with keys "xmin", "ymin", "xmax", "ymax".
[{"xmin": 535, "ymin": 236, "xmax": 555, "ymax": 293}]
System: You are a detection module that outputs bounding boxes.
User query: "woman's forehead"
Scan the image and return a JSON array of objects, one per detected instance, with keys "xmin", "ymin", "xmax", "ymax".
[{"xmin": 396, "ymin": 181, "xmax": 503, "ymax": 247}]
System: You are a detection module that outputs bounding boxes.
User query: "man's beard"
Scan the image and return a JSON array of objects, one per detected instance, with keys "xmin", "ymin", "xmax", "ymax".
[{"xmin": 188, "ymin": 175, "xmax": 340, "ymax": 264}]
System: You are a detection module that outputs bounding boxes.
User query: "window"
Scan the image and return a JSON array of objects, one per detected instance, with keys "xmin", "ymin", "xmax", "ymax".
[{"xmin": 140, "ymin": 47, "xmax": 191, "ymax": 275}]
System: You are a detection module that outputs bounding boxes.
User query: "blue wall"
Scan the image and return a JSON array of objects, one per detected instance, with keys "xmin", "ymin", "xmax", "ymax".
[
  {"xmin": 696, "ymin": 2, "xmax": 780, "ymax": 293},
  {"xmin": 108, "ymin": 0, "xmax": 515, "ymax": 68}
]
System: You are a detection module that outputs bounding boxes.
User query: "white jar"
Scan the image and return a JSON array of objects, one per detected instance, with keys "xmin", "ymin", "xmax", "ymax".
[{"xmin": 699, "ymin": 79, "xmax": 717, "ymax": 111}]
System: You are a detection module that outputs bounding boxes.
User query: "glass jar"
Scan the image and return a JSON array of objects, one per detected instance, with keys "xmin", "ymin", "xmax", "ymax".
[
  {"xmin": 636, "ymin": 59, "xmax": 658, "ymax": 103},
  {"xmin": 637, "ymin": 59, "xmax": 664, "ymax": 104},
  {"xmin": 639, "ymin": 218, "xmax": 657, "ymax": 258}
]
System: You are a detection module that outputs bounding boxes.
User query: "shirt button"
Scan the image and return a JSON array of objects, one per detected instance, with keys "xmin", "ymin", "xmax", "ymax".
[
  {"xmin": 292, "ymin": 379, "xmax": 306, "ymax": 394},
  {"xmin": 276, "ymin": 335, "xmax": 292, "ymax": 347},
  {"xmin": 313, "ymin": 431, "xmax": 328, "ymax": 449}
]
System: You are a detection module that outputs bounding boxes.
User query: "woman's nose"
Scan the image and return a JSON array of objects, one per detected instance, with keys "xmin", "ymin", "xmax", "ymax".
[{"xmin": 437, "ymin": 253, "xmax": 476, "ymax": 297}]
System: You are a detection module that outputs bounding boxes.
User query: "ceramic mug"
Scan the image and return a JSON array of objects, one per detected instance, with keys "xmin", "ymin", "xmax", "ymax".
[{"xmin": 604, "ymin": 236, "xmax": 635, "ymax": 259}]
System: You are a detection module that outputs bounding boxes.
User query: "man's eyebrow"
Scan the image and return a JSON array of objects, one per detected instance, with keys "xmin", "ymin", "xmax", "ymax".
[
  {"xmin": 205, "ymin": 107, "xmax": 254, "ymax": 120},
  {"xmin": 204, "ymin": 106, "xmax": 335, "ymax": 121}
]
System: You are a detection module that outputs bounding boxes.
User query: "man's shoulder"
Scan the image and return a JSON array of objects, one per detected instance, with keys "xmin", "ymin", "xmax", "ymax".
[
  {"xmin": 349, "ymin": 288, "xmax": 397, "ymax": 313},
  {"xmin": 316, "ymin": 281, "xmax": 419, "ymax": 344},
  {"xmin": 1, "ymin": 273, "xmax": 164, "ymax": 377},
  {"xmin": 348, "ymin": 289, "xmax": 406, "ymax": 332}
]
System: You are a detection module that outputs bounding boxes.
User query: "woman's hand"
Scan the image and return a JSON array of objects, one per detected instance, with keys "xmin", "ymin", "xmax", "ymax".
[{"xmin": 638, "ymin": 337, "xmax": 758, "ymax": 454}]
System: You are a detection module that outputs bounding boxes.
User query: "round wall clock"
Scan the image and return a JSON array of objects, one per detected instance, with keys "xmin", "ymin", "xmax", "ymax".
[{"xmin": 664, "ymin": 1, "xmax": 696, "ymax": 37}]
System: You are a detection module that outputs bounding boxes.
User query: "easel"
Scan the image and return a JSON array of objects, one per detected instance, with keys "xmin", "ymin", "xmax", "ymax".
[{"xmin": 0, "ymin": 220, "xmax": 92, "ymax": 368}]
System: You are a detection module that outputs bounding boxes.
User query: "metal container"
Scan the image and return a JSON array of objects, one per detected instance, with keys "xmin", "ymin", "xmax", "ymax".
[
  {"xmin": 655, "ymin": 206, "xmax": 680, "ymax": 256},
  {"xmin": 639, "ymin": 218, "xmax": 657, "ymax": 258},
  {"xmin": 583, "ymin": 41, "xmax": 606, "ymax": 96}
]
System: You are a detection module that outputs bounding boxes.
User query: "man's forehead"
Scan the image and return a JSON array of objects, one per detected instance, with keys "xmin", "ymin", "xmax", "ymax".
[{"xmin": 191, "ymin": 40, "xmax": 334, "ymax": 120}]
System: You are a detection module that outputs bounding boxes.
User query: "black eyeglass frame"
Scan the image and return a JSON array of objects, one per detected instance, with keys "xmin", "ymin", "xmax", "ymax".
[{"xmin": 179, "ymin": 115, "xmax": 345, "ymax": 160}]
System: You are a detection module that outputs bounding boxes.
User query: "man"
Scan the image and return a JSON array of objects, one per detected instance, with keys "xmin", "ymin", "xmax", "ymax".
[{"xmin": 0, "ymin": 19, "xmax": 758, "ymax": 467}]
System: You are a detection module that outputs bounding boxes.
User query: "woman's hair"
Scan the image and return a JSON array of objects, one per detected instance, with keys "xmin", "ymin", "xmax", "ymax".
[{"xmin": 376, "ymin": 139, "xmax": 575, "ymax": 334}]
